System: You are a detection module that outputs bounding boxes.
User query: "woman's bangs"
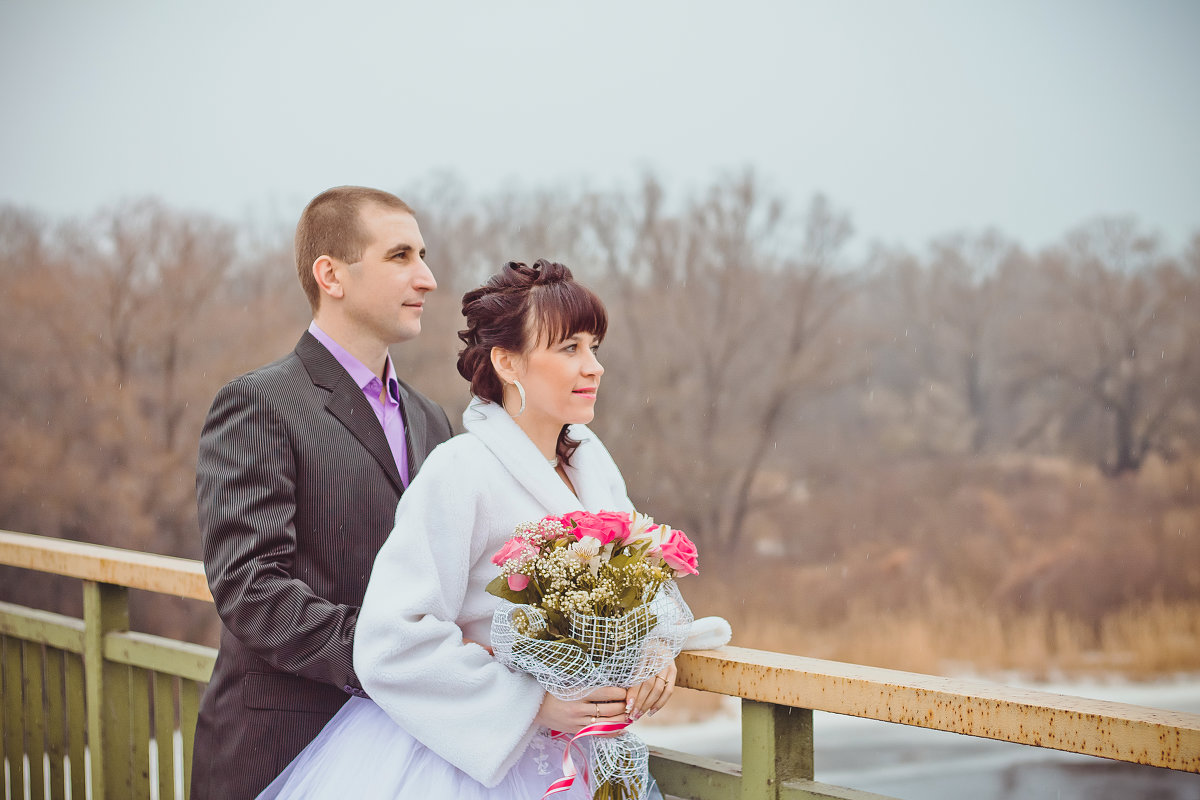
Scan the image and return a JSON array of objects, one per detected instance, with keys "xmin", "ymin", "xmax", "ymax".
[{"xmin": 532, "ymin": 281, "xmax": 608, "ymax": 347}]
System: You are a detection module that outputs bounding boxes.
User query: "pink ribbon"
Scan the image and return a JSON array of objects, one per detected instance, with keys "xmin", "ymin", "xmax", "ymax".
[{"xmin": 543, "ymin": 719, "xmax": 631, "ymax": 798}]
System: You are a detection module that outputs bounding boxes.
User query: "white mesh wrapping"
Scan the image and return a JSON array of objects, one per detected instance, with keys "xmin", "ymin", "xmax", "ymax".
[
  {"xmin": 491, "ymin": 581, "xmax": 694, "ymax": 799},
  {"xmin": 492, "ymin": 580, "xmax": 692, "ymax": 699}
]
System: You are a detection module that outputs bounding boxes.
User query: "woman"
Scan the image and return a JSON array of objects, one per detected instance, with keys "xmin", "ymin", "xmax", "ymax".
[{"xmin": 260, "ymin": 260, "xmax": 728, "ymax": 799}]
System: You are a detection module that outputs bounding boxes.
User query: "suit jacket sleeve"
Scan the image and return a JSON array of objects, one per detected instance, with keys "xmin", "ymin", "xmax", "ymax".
[{"xmin": 197, "ymin": 375, "xmax": 360, "ymax": 690}]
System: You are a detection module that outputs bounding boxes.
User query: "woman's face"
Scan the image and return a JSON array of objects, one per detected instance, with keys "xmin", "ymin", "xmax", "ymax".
[{"xmin": 515, "ymin": 330, "xmax": 604, "ymax": 428}]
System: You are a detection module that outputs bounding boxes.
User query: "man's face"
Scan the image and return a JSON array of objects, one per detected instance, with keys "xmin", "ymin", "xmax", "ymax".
[{"xmin": 338, "ymin": 205, "xmax": 436, "ymax": 347}]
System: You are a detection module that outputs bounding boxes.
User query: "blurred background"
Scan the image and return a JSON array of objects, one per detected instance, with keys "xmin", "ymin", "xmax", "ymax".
[{"xmin": 2, "ymin": 2, "xmax": 1199, "ymax": 794}]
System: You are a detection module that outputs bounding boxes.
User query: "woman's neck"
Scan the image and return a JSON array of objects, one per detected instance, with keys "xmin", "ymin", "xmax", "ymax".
[{"xmin": 512, "ymin": 413, "xmax": 560, "ymax": 462}]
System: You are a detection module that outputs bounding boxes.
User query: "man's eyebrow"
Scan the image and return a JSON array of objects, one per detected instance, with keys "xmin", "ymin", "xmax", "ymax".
[{"xmin": 385, "ymin": 243, "xmax": 413, "ymax": 258}]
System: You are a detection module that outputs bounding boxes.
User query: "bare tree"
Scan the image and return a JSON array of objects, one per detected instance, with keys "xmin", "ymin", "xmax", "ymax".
[
  {"xmin": 586, "ymin": 172, "xmax": 861, "ymax": 553},
  {"xmin": 1014, "ymin": 219, "xmax": 1199, "ymax": 474}
]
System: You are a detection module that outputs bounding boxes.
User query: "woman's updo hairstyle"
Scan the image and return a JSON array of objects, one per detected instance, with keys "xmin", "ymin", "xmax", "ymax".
[{"xmin": 457, "ymin": 259, "xmax": 608, "ymax": 464}]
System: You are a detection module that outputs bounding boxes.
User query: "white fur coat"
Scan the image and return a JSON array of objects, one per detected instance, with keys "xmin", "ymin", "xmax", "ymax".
[{"xmin": 354, "ymin": 398, "xmax": 638, "ymax": 786}]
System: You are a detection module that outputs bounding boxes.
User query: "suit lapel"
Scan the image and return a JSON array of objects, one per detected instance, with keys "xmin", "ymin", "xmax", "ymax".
[
  {"xmin": 396, "ymin": 380, "xmax": 429, "ymax": 479},
  {"xmin": 296, "ymin": 332, "xmax": 405, "ymax": 495}
]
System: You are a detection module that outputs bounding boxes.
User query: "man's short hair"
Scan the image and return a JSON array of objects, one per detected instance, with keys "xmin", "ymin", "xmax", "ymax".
[{"xmin": 295, "ymin": 186, "xmax": 414, "ymax": 310}]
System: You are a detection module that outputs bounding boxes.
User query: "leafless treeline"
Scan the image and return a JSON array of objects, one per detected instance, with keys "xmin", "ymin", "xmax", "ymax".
[{"xmin": 2, "ymin": 172, "xmax": 1197, "ymax": 642}]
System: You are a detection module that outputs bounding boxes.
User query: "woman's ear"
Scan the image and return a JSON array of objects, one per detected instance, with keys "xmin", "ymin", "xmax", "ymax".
[{"xmin": 490, "ymin": 346, "xmax": 521, "ymax": 384}]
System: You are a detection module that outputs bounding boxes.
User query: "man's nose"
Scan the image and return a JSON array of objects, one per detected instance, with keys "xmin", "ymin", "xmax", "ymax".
[{"xmin": 414, "ymin": 258, "xmax": 437, "ymax": 292}]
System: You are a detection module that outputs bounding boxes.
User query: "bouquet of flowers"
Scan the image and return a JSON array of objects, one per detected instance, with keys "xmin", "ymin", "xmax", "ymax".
[{"xmin": 488, "ymin": 510, "xmax": 698, "ymax": 800}]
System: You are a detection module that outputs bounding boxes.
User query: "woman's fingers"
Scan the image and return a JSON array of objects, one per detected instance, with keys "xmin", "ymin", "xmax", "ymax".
[
  {"xmin": 562, "ymin": 667, "xmax": 681, "ymax": 730},
  {"xmin": 650, "ymin": 662, "xmax": 677, "ymax": 713},
  {"xmin": 626, "ymin": 662, "xmax": 676, "ymax": 721},
  {"xmin": 585, "ymin": 688, "xmax": 626, "ymax": 719},
  {"xmin": 628, "ymin": 680, "xmax": 658, "ymax": 721},
  {"xmin": 580, "ymin": 687, "xmax": 633, "ymax": 732},
  {"xmin": 584, "ymin": 686, "xmax": 627, "ymax": 703}
]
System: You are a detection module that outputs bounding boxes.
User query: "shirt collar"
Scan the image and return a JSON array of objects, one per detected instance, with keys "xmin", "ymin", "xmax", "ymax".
[{"xmin": 308, "ymin": 321, "xmax": 400, "ymax": 405}]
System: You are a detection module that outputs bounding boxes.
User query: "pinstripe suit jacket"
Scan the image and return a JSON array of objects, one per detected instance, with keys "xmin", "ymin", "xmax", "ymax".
[{"xmin": 191, "ymin": 331, "xmax": 452, "ymax": 800}]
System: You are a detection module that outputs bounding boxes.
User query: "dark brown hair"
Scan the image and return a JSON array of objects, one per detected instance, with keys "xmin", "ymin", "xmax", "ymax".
[
  {"xmin": 457, "ymin": 260, "xmax": 608, "ymax": 464},
  {"xmin": 294, "ymin": 186, "xmax": 414, "ymax": 310}
]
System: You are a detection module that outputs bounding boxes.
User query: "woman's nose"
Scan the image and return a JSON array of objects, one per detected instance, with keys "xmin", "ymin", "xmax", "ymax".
[{"xmin": 585, "ymin": 351, "xmax": 604, "ymax": 376}]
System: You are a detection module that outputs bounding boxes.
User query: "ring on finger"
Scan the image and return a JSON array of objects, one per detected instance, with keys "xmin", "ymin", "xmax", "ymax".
[{"xmin": 655, "ymin": 675, "xmax": 669, "ymax": 685}]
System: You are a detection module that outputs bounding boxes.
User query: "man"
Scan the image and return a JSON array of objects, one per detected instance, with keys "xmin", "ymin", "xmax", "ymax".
[{"xmin": 192, "ymin": 186, "xmax": 453, "ymax": 799}]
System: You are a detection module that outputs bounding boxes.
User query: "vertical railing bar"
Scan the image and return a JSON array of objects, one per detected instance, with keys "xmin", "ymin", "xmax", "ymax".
[
  {"xmin": 786, "ymin": 706, "xmax": 815, "ymax": 783},
  {"xmin": 82, "ymin": 582, "xmax": 105, "ymax": 800},
  {"xmin": 153, "ymin": 673, "xmax": 174, "ymax": 800},
  {"xmin": 129, "ymin": 668, "xmax": 151, "ymax": 798},
  {"xmin": 43, "ymin": 648, "xmax": 67, "ymax": 800},
  {"xmin": 64, "ymin": 653, "xmax": 86, "ymax": 800},
  {"xmin": 740, "ymin": 700, "xmax": 816, "ymax": 800},
  {"xmin": 84, "ymin": 581, "xmax": 130, "ymax": 800},
  {"xmin": 21, "ymin": 641, "xmax": 46, "ymax": 800},
  {"xmin": 106, "ymin": 662, "xmax": 134, "ymax": 798},
  {"xmin": 0, "ymin": 636, "xmax": 3, "ymax": 800},
  {"xmin": 0, "ymin": 635, "xmax": 19, "ymax": 800},
  {"xmin": 1, "ymin": 636, "xmax": 7, "ymax": 800},
  {"xmin": 742, "ymin": 699, "xmax": 774, "ymax": 800},
  {"xmin": 179, "ymin": 680, "xmax": 200, "ymax": 800}
]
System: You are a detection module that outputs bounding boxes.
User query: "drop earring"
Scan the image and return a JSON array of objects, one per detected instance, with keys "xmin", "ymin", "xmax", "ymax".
[{"xmin": 512, "ymin": 380, "xmax": 526, "ymax": 417}]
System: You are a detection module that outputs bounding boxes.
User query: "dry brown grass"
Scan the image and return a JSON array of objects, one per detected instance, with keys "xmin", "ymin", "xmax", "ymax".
[
  {"xmin": 670, "ymin": 452, "xmax": 1200, "ymax": 684},
  {"xmin": 722, "ymin": 594, "xmax": 1200, "ymax": 681}
]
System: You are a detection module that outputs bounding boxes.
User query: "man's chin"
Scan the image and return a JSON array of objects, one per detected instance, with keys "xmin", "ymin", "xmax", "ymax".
[{"xmin": 392, "ymin": 323, "xmax": 422, "ymax": 344}]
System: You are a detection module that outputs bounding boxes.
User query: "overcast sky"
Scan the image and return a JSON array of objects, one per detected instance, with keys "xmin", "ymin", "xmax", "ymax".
[{"xmin": 2, "ymin": 0, "xmax": 1197, "ymax": 253}]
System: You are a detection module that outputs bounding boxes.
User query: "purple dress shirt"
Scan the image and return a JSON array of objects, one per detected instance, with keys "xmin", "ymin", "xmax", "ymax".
[{"xmin": 308, "ymin": 322, "xmax": 409, "ymax": 487}]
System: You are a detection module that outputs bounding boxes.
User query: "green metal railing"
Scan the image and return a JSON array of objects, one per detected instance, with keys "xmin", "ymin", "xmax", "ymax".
[
  {"xmin": 1, "ymin": 532, "xmax": 214, "ymax": 800},
  {"xmin": 1, "ymin": 529, "xmax": 1198, "ymax": 800},
  {"xmin": 1, "ymin": 593, "xmax": 211, "ymax": 800}
]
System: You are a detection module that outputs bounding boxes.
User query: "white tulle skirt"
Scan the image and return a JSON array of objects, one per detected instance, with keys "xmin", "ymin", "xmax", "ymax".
[{"xmin": 258, "ymin": 697, "xmax": 662, "ymax": 800}]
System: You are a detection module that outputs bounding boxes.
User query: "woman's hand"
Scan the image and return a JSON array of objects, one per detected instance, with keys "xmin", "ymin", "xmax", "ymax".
[
  {"xmin": 625, "ymin": 660, "xmax": 677, "ymax": 722},
  {"xmin": 534, "ymin": 686, "xmax": 628, "ymax": 734},
  {"xmin": 462, "ymin": 637, "xmax": 494, "ymax": 656}
]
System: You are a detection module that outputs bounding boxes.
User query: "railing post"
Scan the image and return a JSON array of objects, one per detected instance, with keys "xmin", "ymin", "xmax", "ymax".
[
  {"xmin": 740, "ymin": 699, "xmax": 814, "ymax": 800},
  {"xmin": 83, "ymin": 581, "xmax": 130, "ymax": 800}
]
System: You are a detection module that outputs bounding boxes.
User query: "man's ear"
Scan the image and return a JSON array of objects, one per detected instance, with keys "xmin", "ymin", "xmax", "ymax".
[
  {"xmin": 312, "ymin": 256, "xmax": 345, "ymax": 300},
  {"xmin": 491, "ymin": 346, "xmax": 521, "ymax": 384}
]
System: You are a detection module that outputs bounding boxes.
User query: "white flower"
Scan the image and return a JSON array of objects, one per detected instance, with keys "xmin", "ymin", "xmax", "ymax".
[
  {"xmin": 570, "ymin": 536, "xmax": 603, "ymax": 576},
  {"xmin": 624, "ymin": 512, "xmax": 659, "ymax": 548}
]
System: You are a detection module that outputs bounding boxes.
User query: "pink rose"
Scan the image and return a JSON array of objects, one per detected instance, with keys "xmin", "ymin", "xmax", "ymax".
[
  {"xmin": 657, "ymin": 527, "xmax": 699, "ymax": 576},
  {"xmin": 507, "ymin": 573, "xmax": 530, "ymax": 591},
  {"xmin": 559, "ymin": 510, "xmax": 632, "ymax": 546},
  {"xmin": 594, "ymin": 511, "xmax": 634, "ymax": 544},
  {"xmin": 557, "ymin": 511, "xmax": 598, "ymax": 535},
  {"xmin": 491, "ymin": 537, "xmax": 535, "ymax": 566}
]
